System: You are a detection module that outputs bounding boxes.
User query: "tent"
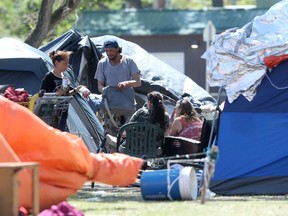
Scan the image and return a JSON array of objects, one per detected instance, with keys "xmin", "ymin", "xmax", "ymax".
[
  {"xmin": 203, "ymin": 1, "xmax": 288, "ymax": 195},
  {"xmin": 67, "ymin": 94, "xmax": 105, "ymax": 153},
  {"xmin": 210, "ymin": 61, "xmax": 288, "ymax": 195},
  {"xmin": 0, "ymin": 38, "xmax": 53, "ymax": 94},
  {"xmin": 0, "ymin": 37, "xmax": 104, "ymax": 153}
]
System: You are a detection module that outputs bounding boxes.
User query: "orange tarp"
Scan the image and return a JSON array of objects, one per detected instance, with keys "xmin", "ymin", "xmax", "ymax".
[{"xmin": 0, "ymin": 96, "xmax": 143, "ymax": 211}]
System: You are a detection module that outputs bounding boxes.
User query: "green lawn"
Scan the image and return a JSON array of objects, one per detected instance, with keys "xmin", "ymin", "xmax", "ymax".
[{"xmin": 69, "ymin": 183, "xmax": 288, "ymax": 216}]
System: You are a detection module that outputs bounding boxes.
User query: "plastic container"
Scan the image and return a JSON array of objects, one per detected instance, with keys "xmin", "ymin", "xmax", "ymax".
[{"xmin": 140, "ymin": 166, "xmax": 198, "ymax": 201}]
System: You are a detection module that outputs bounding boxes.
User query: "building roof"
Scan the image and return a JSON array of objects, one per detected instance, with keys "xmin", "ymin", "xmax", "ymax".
[{"xmin": 74, "ymin": 8, "xmax": 268, "ymax": 36}]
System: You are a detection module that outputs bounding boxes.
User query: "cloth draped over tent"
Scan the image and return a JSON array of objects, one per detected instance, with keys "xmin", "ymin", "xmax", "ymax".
[
  {"xmin": 201, "ymin": 0, "xmax": 288, "ymax": 103},
  {"xmin": 0, "ymin": 96, "xmax": 143, "ymax": 211}
]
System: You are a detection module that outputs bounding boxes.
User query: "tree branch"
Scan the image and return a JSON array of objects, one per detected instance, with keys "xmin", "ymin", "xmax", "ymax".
[
  {"xmin": 50, "ymin": 0, "xmax": 81, "ymax": 31},
  {"xmin": 25, "ymin": 0, "xmax": 81, "ymax": 48}
]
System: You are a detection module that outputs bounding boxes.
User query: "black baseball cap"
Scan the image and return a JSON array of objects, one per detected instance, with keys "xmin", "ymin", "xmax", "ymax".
[{"xmin": 104, "ymin": 40, "xmax": 119, "ymax": 48}]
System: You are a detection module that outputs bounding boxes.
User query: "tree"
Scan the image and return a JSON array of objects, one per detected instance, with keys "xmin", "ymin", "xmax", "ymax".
[
  {"xmin": 1, "ymin": 0, "xmax": 251, "ymax": 47},
  {"xmin": 25, "ymin": 0, "xmax": 81, "ymax": 47},
  {"xmin": 24, "ymin": 0, "xmax": 131, "ymax": 47}
]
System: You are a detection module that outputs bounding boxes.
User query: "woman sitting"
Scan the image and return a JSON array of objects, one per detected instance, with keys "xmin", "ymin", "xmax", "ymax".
[
  {"xmin": 107, "ymin": 91, "xmax": 170, "ymax": 153},
  {"xmin": 169, "ymin": 98, "xmax": 203, "ymax": 141},
  {"xmin": 129, "ymin": 91, "xmax": 170, "ymax": 134}
]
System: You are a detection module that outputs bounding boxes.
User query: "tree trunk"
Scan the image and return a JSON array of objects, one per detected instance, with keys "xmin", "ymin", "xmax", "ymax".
[
  {"xmin": 127, "ymin": 0, "xmax": 142, "ymax": 9},
  {"xmin": 25, "ymin": 0, "xmax": 54, "ymax": 48},
  {"xmin": 212, "ymin": 0, "xmax": 224, "ymax": 7},
  {"xmin": 25, "ymin": 0, "xmax": 81, "ymax": 48}
]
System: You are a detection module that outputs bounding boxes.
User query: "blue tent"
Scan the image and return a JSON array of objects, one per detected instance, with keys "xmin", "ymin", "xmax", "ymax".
[
  {"xmin": 210, "ymin": 60, "xmax": 288, "ymax": 195},
  {"xmin": 0, "ymin": 38, "xmax": 53, "ymax": 94}
]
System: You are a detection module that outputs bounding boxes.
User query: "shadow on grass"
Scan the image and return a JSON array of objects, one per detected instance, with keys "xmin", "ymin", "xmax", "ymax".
[
  {"xmin": 208, "ymin": 194, "xmax": 288, "ymax": 202},
  {"xmin": 70, "ymin": 183, "xmax": 143, "ymax": 202}
]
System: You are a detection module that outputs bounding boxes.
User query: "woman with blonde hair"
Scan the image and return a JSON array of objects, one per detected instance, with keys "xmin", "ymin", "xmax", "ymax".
[{"xmin": 169, "ymin": 98, "xmax": 203, "ymax": 141}]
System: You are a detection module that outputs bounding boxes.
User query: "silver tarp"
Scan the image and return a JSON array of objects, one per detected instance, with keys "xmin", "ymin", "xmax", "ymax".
[{"xmin": 202, "ymin": 0, "xmax": 288, "ymax": 103}]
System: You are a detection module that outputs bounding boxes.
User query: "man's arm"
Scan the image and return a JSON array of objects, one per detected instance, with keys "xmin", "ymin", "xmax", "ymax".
[
  {"xmin": 98, "ymin": 80, "xmax": 105, "ymax": 94},
  {"xmin": 117, "ymin": 72, "xmax": 141, "ymax": 90},
  {"xmin": 131, "ymin": 72, "xmax": 141, "ymax": 87}
]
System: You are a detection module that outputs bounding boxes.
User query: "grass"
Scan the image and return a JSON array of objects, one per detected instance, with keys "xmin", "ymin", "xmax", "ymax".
[{"xmin": 68, "ymin": 183, "xmax": 288, "ymax": 216}]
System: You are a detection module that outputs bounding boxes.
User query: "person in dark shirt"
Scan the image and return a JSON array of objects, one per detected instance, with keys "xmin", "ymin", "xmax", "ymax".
[{"xmin": 40, "ymin": 50, "xmax": 90, "ymax": 131}]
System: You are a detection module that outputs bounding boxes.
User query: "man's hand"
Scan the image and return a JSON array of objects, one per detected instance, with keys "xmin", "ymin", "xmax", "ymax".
[
  {"xmin": 117, "ymin": 81, "xmax": 128, "ymax": 91},
  {"xmin": 78, "ymin": 85, "xmax": 91, "ymax": 98}
]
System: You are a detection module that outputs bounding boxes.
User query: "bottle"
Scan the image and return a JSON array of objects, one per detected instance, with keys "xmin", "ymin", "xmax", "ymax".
[{"xmin": 62, "ymin": 74, "xmax": 70, "ymax": 90}]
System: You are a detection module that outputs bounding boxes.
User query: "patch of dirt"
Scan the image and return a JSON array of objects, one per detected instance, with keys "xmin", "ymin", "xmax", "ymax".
[{"xmin": 70, "ymin": 183, "xmax": 143, "ymax": 202}]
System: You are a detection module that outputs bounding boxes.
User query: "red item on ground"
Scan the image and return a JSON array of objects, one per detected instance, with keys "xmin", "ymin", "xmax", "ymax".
[{"xmin": 3, "ymin": 86, "xmax": 29, "ymax": 102}]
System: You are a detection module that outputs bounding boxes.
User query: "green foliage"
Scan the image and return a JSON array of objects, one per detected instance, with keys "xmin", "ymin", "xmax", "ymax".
[
  {"xmin": 171, "ymin": 0, "xmax": 256, "ymax": 9},
  {"xmin": 0, "ymin": 0, "xmax": 40, "ymax": 40},
  {"xmin": 171, "ymin": 0, "xmax": 207, "ymax": 9},
  {"xmin": 79, "ymin": 0, "xmax": 124, "ymax": 10},
  {"xmin": 0, "ymin": 0, "xmax": 257, "ymax": 43}
]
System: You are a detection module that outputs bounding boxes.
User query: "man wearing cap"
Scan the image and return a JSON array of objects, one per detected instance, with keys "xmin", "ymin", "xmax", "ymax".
[
  {"xmin": 95, "ymin": 39, "xmax": 141, "ymax": 94},
  {"xmin": 95, "ymin": 39, "xmax": 141, "ymax": 150}
]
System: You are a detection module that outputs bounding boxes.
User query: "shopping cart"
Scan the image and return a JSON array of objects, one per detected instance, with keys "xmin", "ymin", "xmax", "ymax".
[{"xmin": 32, "ymin": 93, "xmax": 73, "ymax": 129}]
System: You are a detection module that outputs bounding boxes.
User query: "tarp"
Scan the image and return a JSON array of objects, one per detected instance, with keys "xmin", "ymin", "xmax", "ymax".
[
  {"xmin": 0, "ymin": 95, "xmax": 143, "ymax": 211},
  {"xmin": 202, "ymin": 1, "xmax": 288, "ymax": 103}
]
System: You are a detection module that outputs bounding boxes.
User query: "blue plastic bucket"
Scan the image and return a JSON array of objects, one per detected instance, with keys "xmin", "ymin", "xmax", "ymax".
[{"xmin": 140, "ymin": 167, "xmax": 198, "ymax": 200}]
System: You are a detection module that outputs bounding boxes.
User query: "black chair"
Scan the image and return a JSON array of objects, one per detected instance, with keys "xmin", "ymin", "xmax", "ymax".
[{"xmin": 163, "ymin": 119, "xmax": 214, "ymax": 157}]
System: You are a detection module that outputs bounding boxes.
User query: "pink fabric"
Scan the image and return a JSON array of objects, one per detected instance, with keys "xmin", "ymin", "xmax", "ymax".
[
  {"xmin": 39, "ymin": 201, "xmax": 84, "ymax": 216},
  {"xmin": 178, "ymin": 117, "xmax": 203, "ymax": 141}
]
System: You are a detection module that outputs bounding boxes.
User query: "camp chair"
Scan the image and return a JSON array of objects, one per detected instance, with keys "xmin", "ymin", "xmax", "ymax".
[
  {"xmin": 116, "ymin": 122, "xmax": 164, "ymax": 158},
  {"xmin": 162, "ymin": 119, "xmax": 215, "ymax": 158}
]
